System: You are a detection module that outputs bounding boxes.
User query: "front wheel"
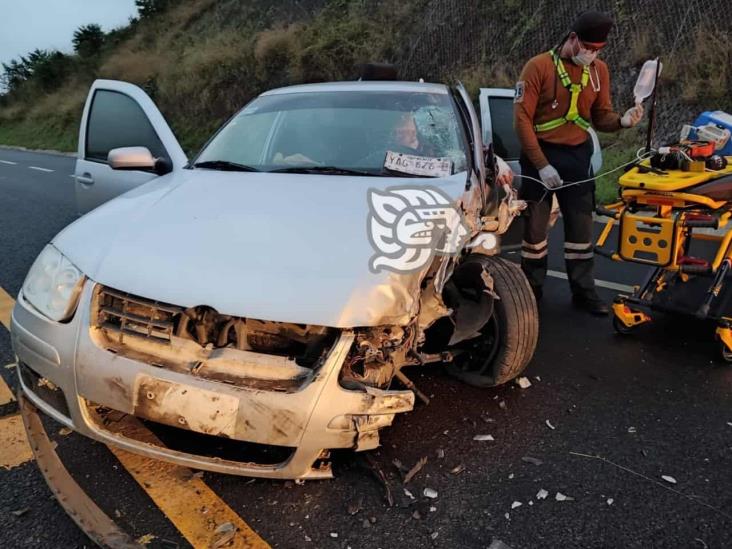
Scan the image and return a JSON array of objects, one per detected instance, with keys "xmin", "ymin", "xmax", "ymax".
[{"xmin": 446, "ymin": 257, "xmax": 539, "ymax": 387}]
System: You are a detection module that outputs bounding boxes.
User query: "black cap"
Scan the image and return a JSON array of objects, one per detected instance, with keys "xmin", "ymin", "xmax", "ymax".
[{"xmin": 571, "ymin": 10, "xmax": 613, "ymax": 43}]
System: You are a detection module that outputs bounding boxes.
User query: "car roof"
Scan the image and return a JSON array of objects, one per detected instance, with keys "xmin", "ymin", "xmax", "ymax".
[{"xmin": 261, "ymin": 81, "xmax": 450, "ymax": 96}]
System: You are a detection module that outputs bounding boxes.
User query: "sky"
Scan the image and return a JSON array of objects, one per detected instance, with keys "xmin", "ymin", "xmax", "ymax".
[{"xmin": 0, "ymin": 0, "xmax": 138, "ymax": 68}]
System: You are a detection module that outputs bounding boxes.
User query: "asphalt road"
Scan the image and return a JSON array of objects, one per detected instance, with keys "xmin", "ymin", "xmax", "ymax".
[{"xmin": 1, "ymin": 148, "xmax": 731, "ymax": 548}]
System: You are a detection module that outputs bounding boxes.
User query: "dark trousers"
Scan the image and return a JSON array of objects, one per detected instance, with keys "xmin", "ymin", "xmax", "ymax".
[{"xmin": 519, "ymin": 139, "xmax": 596, "ymax": 298}]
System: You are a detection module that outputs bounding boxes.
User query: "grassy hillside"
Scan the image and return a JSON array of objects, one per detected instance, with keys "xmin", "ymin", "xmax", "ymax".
[{"xmin": 1, "ymin": 0, "xmax": 729, "ymax": 201}]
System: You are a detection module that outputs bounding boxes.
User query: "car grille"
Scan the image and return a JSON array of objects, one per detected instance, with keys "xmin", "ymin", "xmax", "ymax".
[{"xmin": 95, "ymin": 286, "xmax": 182, "ymax": 343}]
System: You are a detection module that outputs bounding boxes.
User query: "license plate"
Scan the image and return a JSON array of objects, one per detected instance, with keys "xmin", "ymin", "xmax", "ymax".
[{"xmin": 384, "ymin": 151, "xmax": 453, "ymax": 178}]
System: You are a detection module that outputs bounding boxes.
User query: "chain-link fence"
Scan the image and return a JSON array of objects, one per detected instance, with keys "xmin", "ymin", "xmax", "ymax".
[{"xmin": 394, "ymin": 0, "xmax": 729, "ymax": 139}]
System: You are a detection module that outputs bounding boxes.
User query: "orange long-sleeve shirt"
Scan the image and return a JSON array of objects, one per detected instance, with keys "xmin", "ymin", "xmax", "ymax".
[{"xmin": 514, "ymin": 52, "xmax": 622, "ymax": 169}]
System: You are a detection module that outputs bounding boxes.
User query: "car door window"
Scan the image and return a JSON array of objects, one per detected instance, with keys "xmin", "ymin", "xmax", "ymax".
[
  {"xmin": 487, "ymin": 96, "xmax": 521, "ymax": 161},
  {"xmin": 85, "ymin": 90, "xmax": 167, "ymax": 162}
]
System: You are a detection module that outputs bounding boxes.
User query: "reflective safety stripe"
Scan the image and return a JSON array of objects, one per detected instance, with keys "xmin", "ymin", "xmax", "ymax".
[
  {"xmin": 534, "ymin": 49, "xmax": 591, "ymax": 133},
  {"xmin": 522, "ymin": 249, "xmax": 549, "ymax": 260},
  {"xmin": 564, "ymin": 251, "xmax": 594, "ymax": 260},
  {"xmin": 522, "ymin": 239, "xmax": 549, "ymax": 251},
  {"xmin": 564, "ymin": 241, "xmax": 593, "ymax": 250}
]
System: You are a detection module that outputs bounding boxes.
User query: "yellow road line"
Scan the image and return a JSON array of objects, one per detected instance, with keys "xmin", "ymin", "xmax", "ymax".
[
  {"xmin": 0, "ymin": 372, "xmax": 14, "ymax": 406},
  {"xmin": 107, "ymin": 418, "xmax": 270, "ymax": 549},
  {"xmin": 0, "ymin": 285, "xmax": 14, "ymax": 329},
  {"xmin": 0, "ymin": 287, "xmax": 16, "ymax": 405},
  {"xmin": 0, "ymin": 413, "xmax": 33, "ymax": 469}
]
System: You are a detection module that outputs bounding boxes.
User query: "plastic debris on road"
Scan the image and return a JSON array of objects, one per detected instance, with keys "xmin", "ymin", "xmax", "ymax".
[
  {"xmin": 516, "ymin": 377, "xmax": 532, "ymax": 389},
  {"xmin": 607, "ymin": 498, "xmax": 614, "ymax": 505},
  {"xmin": 403, "ymin": 457, "xmax": 428, "ymax": 484},
  {"xmin": 536, "ymin": 489, "xmax": 549, "ymax": 500},
  {"xmin": 403, "ymin": 488, "xmax": 415, "ymax": 500},
  {"xmin": 555, "ymin": 492, "xmax": 574, "ymax": 501},
  {"xmin": 423, "ymin": 488, "xmax": 438, "ymax": 499},
  {"xmin": 473, "ymin": 434, "xmax": 495, "ymax": 441},
  {"xmin": 330, "ymin": 532, "xmax": 339, "ymax": 538},
  {"xmin": 450, "ymin": 464, "xmax": 466, "ymax": 475},
  {"xmin": 662, "ymin": 475, "xmax": 677, "ymax": 484},
  {"xmin": 511, "ymin": 501, "xmax": 522, "ymax": 509},
  {"xmin": 627, "ymin": 426, "xmax": 637, "ymax": 433},
  {"xmin": 488, "ymin": 540, "xmax": 514, "ymax": 549},
  {"xmin": 545, "ymin": 420, "xmax": 556, "ymax": 430}
]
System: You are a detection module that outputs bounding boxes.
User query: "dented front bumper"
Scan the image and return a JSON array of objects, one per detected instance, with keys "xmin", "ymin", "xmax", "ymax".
[{"xmin": 10, "ymin": 281, "xmax": 414, "ymax": 479}]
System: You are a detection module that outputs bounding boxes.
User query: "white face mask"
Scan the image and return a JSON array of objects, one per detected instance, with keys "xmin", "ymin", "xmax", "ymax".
[{"xmin": 572, "ymin": 40, "xmax": 597, "ymax": 66}]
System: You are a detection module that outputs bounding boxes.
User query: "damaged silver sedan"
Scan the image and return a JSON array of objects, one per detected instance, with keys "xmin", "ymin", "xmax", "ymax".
[{"xmin": 11, "ymin": 78, "xmax": 537, "ymax": 480}]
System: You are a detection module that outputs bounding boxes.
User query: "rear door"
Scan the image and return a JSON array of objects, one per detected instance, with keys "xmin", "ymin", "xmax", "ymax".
[
  {"xmin": 478, "ymin": 87, "xmax": 603, "ymax": 179},
  {"xmin": 74, "ymin": 80, "xmax": 187, "ymax": 214}
]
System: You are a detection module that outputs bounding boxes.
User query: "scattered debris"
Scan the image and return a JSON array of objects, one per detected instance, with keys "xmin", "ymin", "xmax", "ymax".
[
  {"xmin": 545, "ymin": 420, "xmax": 556, "ymax": 430},
  {"xmin": 431, "ymin": 532, "xmax": 439, "ymax": 540},
  {"xmin": 11, "ymin": 508, "xmax": 29, "ymax": 517},
  {"xmin": 511, "ymin": 501, "xmax": 522, "ymax": 509},
  {"xmin": 58, "ymin": 427, "xmax": 72, "ymax": 437},
  {"xmin": 528, "ymin": 501, "xmax": 534, "ymax": 506},
  {"xmin": 607, "ymin": 498, "xmax": 614, "ymax": 505},
  {"xmin": 450, "ymin": 464, "xmax": 465, "ymax": 475},
  {"xmin": 508, "ymin": 473, "xmax": 514, "ymax": 479},
  {"xmin": 366, "ymin": 454, "xmax": 394, "ymax": 507},
  {"xmin": 212, "ymin": 522, "xmax": 237, "ymax": 548},
  {"xmin": 412, "ymin": 510, "xmax": 422, "ymax": 520},
  {"xmin": 404, "ymin": 488, "xmax": 415, "ymax": 500},
  {"xmin": 534, "ymin": 376, "xmax": 541, "ymax": 382},
  {"xmin": 347, "ymin": 498, "xmax": 363, "ymax": 515},
  {"xmin": 727, "ymin": 422, "xmax": 732, "ymax": 428},
  {"xmin": 555, "ymin": 492, "xmax": 574, "ymax": 502},
  {"xmin": 403, "ymin": 457, "xmax": 428, "ymax": 484},
  {"xmin": 473, "ymin": 434, "xmax": 495, "ymax": 441},
  {"xmin": 536, "ymin": 489, "xmax": 548, "ymax": 500},
  {"xmin": 516, "ymin": 377, "xmax": 532, "ymax": 389},
  {"xmin": 295, "ymin": 479, "xmax": 305, "ymax": 485},
  {"xmin": 436, "ymin": 449, "xmax": 445, "ymax": 459},
  {"xmin": 694, "ymin": 538, "xmax": 709, "ymax": 548},
  {"xmin": 521, "ymin": 456, "xmax": 543, "ymax": 466},
  {"xmin": 627, "ymin": 427, "xmax": 637, "ymax": 433},
  {"xmin": 423, "ymin": 488, "xmax": 438, "ymax": 499},
  {"xmin": 662, "ymin": 475, "xmax": 677, "ymax": 485},
  {"xmin": 135, "ymin": 534, "xmax": 157, "ymax": 545},
  {"xmin": 498, "ymin": 401, "xmax": 507, "ymax": 410},
  {"xmin": 569, "ymin": 451, "xmax": 732, "ymax": 521},
  {"xmin": 330, "ymin": 532, "xmax": 339, "ymax": 539},
  {"xmin": 305, "ymin": 535, "xmax": 312, "ymax": 542},
  {"xmin": 504, "ymin": 512, "xmax": 510, "ymax": 520}
]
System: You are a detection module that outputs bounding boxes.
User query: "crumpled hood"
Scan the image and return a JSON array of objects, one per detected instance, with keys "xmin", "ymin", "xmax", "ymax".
[{"xmin": 53, "ymin": 170, "xmax": 469, "ymax": 327}]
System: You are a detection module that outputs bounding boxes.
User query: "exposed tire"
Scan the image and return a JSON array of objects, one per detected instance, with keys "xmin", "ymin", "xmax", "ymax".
[{"xmin": 446, "ymin": 256, "xmax": 539, "ymax": 387}]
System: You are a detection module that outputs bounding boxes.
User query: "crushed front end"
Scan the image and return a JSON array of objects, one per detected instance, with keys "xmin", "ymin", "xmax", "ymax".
[{"xmin": 11, "ymin": 281, "xmax": 414, "ymax": 479}]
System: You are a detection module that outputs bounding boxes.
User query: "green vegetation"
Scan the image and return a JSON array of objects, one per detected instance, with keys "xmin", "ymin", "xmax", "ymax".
[{"xmin": 0, "ymin": 0, "xmax": 729, "ymax": 197}]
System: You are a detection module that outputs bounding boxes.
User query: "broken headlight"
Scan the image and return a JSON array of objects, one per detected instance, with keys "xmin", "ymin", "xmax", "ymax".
[{"xmin": 22, "ymin": 245, "xmax": 85, "ymax": 322}]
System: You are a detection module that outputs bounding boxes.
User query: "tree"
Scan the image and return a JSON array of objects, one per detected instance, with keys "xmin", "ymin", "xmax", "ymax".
[
  {"xmin": 135, "ymin": 0, "xmax": 170, "ymax": 18},
  {"xmin": 1, "ymin": 58, "xmax": 32, "ymax": 92},
  {"xmin": 73, "ymin": 24, "xmax": 105, "ymax": 58}
]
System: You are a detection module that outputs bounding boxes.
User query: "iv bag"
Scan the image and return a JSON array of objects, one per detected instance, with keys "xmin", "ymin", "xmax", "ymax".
[{"xmin": 634, "ymin": 59, "xmax": 662, "ymax": 104}]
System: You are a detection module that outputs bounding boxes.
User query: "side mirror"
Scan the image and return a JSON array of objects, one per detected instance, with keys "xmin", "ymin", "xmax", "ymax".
[{"xmin": 108, "ymin": 147, "xmax": 172, "ymax": 175}]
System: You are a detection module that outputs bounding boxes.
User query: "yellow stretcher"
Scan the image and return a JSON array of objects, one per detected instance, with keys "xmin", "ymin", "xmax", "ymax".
[{"xmin": 594, "ymin": 156, "xmax": 732, "ymax": 360}]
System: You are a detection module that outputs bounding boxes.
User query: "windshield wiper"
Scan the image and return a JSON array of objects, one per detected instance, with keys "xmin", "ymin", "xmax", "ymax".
[
  {"xmin": 193, "ymin": 160, "xmax": 260, "ymax": 172},
  {"xmin": 269, "ymin": 166, "xmax": 383, "ymax": 177}
]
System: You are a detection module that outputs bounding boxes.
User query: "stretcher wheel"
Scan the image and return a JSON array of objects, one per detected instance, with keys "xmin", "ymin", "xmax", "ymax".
[
  {"xmin": 613, "ymin": 316, "xmax": 636, "ymax": 335},
  {"xmin": 721, "ymin": 343, "xmax": 732, "ymax": 363}
]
